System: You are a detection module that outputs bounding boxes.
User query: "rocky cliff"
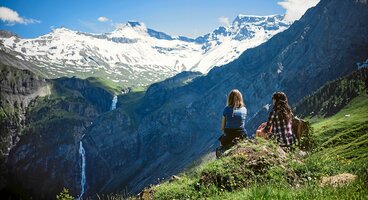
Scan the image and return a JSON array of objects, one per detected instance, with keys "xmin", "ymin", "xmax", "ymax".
[
  {"xmin": 53, "ymin": 77, "xmax": 115, "ymax": 113},
  {"xmin": 0, "ymin": 63, "xmax": 49, "ymax": 156},
  {"xmin": 1, "ymin": 51, "xmax": 117, "ymax": 198},
  {"xmin": 0, "ymin": 58, "xmax": 50, "ymax": 191}
]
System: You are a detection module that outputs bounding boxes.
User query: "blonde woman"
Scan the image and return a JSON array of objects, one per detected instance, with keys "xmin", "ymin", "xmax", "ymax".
[{"xmin": 219, "ymin": 89, "xmax": 248, "ymax": 147}]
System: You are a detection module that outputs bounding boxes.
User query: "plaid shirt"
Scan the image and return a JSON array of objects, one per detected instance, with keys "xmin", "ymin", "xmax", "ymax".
[{"xmin": 264, "ymin": 109, "xmax": 295, "ymax": 146}]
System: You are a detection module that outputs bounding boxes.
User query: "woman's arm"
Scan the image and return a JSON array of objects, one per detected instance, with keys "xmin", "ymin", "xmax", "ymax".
[
  {"xmin": 263, "ymin": 110, "xmax": 275, "ymax": 133},
  {"xmin": 221, "ymin": 116, "xmax": 226, "ymax": 133}
]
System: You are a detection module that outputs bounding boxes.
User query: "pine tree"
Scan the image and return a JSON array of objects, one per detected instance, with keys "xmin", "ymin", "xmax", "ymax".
[{"xmin": 56, "ymin": 188, "xmax": 74, "ymax": 200}]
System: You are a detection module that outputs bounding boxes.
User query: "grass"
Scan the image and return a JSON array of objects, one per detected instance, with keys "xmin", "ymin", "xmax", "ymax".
[
  {"xmin": 212, "ymin": 179, "xmax": 368, "ymax": 200},
  {"xmin": 312, "ymin": 95, "xmax": 368, "ymax": 137},
  {"xmin": 145, "ymin": 95, "xmax": 368, "ymax": 199},
  {"xmin": 149, "ymin": 139, "xmax": 297, "ymax": 199},
  {"xmin": 309, "ymin": 95, "xmax": 368, "ymax": 157},
  {"xmin": 129, "ymin": 86, "xmax": 147, "ymax": 93},
  {"xmin": 86, "ymin": 77, "xmax": 123, "ymax": 95}
]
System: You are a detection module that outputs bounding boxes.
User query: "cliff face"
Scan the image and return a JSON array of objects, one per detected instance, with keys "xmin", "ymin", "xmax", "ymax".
[
  {"xmin": 138, "ymin": 71, "xmax": 202, "ymax": 115},
  {"xmin": 3, "ymin": 77, "xmax": 116, "ymax": 199},
  {"xmin": 1, "ymin": 50, "xmax": 117, "ymax": 198},
  {"xmin": 0, "ymin": 61, "xmax": 50, "ymax": 191},
  {"xmin": 6, "ymin": 118, "xmax": 88, "ymax": 199},
  {"xmin": 4, "ymin": 75, "xmax": 118, "ymax": 199},
  {"xmin": 83, "ymin": 110, "xmax": 140, "ymax": 194},
  {"xmin": 54, "ymin": 77, "xmax": 115, "ymax": 113},
  {"xmin": 0, "ymin": 63, "xmax": 49, "ymax": 156}
]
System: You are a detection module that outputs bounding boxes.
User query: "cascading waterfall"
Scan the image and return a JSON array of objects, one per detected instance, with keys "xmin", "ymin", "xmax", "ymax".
[
  {"xmin": 111, "ymin": 95, "xmax": 118, "ymax": 110},
  {"xmin": 77, "ymin": 137, "xmax": 86, "ymax": 200}
]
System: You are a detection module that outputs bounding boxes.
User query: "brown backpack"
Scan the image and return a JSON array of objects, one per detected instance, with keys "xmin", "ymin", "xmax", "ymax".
[{"xmin": 292, "ymin": 116, "xmax": 309, "ymax": 147}]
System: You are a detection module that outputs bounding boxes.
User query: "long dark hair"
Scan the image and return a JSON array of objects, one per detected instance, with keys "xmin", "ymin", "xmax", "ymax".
[{"xmin": 272, "ymin": 92, "xmax": 293, "ymax": 122}]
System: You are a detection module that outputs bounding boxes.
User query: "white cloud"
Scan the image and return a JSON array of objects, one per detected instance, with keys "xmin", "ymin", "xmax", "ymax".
[
  {"xmin": 97, "ymin": 16, "xmax": 111, "ymax": 22},
  {"xmin": 0, "ymin": 6, "xmax": 40, "ymax": 25},
  {"xmin": 278, "ymin": 0, "xmax": 320, "ymax": 22},
  {"xmin": 218, "ymin": 16, "xmax": 231, "ymax": 27}
]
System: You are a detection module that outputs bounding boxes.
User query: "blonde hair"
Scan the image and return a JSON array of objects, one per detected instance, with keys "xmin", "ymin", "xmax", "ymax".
[{"xmin": 226, "ymin": 89, "xmax": 245, "ymax": 109}]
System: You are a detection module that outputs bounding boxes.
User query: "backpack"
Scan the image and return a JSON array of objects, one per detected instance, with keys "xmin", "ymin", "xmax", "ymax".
[{"xmin": 292, "ymin": 116, "xmax": 310, "ymax": 147}]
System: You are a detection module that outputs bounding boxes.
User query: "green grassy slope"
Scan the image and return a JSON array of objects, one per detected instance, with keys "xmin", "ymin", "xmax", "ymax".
[
  {"xmin": 216, "ymin": 94, "xmax": 368, "ymax": 200},
  {"xmin": 86, "ymin": 77, "xmax": 123, "ymax": 95},
  {"xmin": 310, "ymin": 94, "xmax": 368, "ymax": 172}
]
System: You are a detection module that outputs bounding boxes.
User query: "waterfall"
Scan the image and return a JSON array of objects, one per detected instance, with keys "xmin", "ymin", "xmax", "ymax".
[
  {"xmin": 111, "ymin": 95, "xmax": 118, "ymax": 110},
  {"xmin": 77, "ymin": 140, "xmax": 86, "ymax": 200}
]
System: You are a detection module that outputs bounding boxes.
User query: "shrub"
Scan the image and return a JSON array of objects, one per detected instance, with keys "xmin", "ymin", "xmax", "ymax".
[{"xmin": 56, "ymin": 188, "xmax": 74, "ymax": 200}]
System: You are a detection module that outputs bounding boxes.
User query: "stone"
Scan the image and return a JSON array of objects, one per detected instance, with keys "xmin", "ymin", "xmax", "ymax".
[{"xmin": 320, "ymin": 173, "xmax": 357, "ymax": 187}]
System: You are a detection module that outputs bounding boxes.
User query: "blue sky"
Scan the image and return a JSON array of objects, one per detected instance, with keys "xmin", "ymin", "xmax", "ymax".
[{"xmin": 0, "ymin": 0, "xmax": 312, "ymax": 39}]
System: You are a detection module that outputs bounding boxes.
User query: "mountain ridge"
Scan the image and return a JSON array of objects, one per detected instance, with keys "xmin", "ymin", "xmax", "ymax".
[{"xmin": 0, "ymin": 14, "xmax": 289, "ymax": 86}]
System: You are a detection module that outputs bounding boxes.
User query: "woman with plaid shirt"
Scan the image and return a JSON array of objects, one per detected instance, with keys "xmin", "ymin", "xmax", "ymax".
[{"xmin": 263, "ymin": 92, "xmax": 296, "ymax": 147}]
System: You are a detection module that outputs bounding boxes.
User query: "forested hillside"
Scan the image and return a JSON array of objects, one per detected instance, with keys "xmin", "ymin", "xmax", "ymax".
[{"xmin": 294, "ymin": 68, "xmax": 368, "ymax": 117}]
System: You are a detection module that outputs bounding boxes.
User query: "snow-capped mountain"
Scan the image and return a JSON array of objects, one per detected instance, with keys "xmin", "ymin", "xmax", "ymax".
[
  {"xmin": 191, "ymin": 15, "xmax": 290, "ymax": 72},
  {"xmin": 0, "ymin": 15, "xmax": 290, "ymax": 86}
]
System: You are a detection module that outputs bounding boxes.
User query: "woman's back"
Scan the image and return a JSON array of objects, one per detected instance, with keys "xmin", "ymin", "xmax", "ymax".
[
  {"xmin": 223, "ymin": 106, "xmax": 247, "ymax": 129},
  {"xmin": 219, "ymin": 89, "xmax": 248, "ymax": 149},
  {"xmin": 267, "ymin": 109, "xmax": 294, "ymax": 146},
  {"xmin": 264, "ymin": 92, "xmax": 295, "ymax": 147}
]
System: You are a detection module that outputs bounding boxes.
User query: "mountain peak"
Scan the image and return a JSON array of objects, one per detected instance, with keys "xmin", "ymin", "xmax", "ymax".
[
  {"xmin": 51, "ymin": 26, "xmax": 76, "ymax": 34},
  {"xmin": 233, "ymin": 14, "xmax": 285, "ymax": 24},
  {"xmin": 0, "ymin": 30, "xmax": 18, "ymax": 38},
  {"xmin": 113, "ymin": 21, "xmax": 148, "ymax": 34},
  {"xmin": 236, "ymin": 14, "xmax": 282, "ymax": 18},
  {"xmin": 127, "ymin": 21, "xmax": 146, "ymax": 28},
  {"xmin": 236, "ymin": 14, "xmax": 268, "ymax": 18},
  {"xmin": 116, "ymin": 21, "xmax": 147, "ymax": 30}
]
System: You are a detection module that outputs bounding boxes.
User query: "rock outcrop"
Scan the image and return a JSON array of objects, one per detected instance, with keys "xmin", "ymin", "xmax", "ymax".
[{"xmin": 320, "ymin": 173, "xmax": 357, "ymax": 187}]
